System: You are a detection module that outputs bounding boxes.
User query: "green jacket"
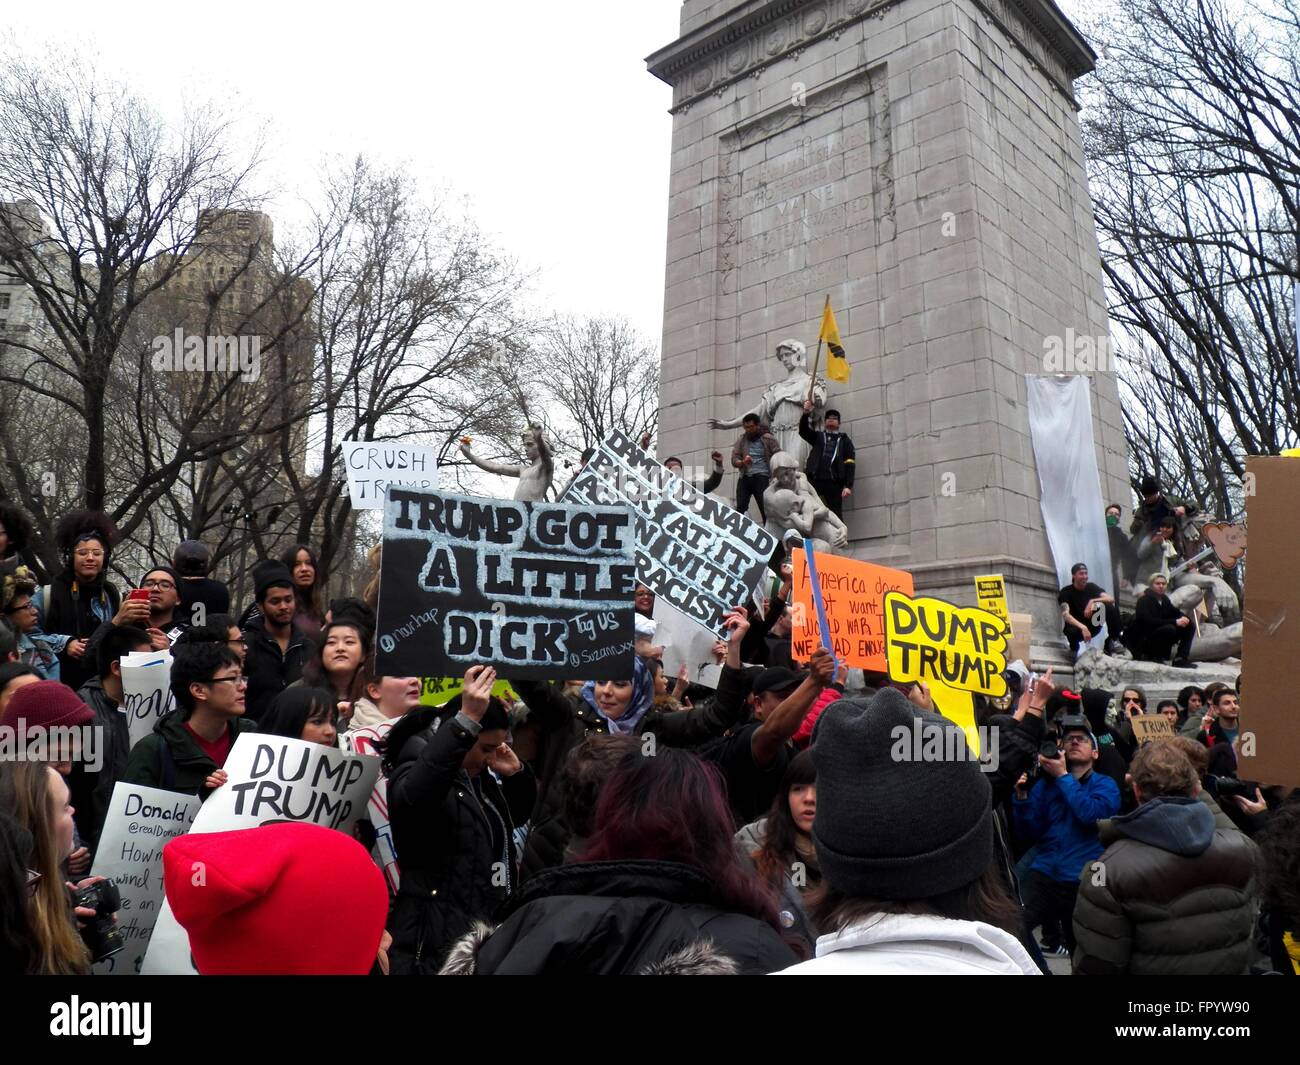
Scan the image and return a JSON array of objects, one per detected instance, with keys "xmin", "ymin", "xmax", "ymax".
[
  {"xmin": 123, "ymin": 710, "xmax": 258, "ymax": 798},
  {"xmin": 1073, "ymin": 796, "xmax": 1257, "ymax": 975}
]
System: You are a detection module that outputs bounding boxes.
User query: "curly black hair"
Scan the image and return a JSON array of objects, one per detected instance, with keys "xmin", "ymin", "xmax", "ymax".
[
  {"xmin": 0, "ymin": 503, "xmax": 33, "ymax": 556},
  {"xmin": 53, "ymin": 510, "xmax": 119, "ymax": 558}
]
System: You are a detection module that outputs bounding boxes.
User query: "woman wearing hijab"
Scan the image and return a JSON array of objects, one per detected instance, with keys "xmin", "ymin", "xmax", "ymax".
[{"xmin": 513, "ymin": 654, "xmax": 751, "ymax": 880}]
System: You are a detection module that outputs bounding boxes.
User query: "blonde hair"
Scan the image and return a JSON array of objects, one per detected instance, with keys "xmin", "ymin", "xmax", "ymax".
[{"xmin": 0, "ymin": 763, "xmax": 91, "ymax": 974}]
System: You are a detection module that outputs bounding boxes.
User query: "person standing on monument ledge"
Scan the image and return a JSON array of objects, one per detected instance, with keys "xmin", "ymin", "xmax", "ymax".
[
  {"xmin": 798, "ymin": 399, "xmax": 856, "ymax": 518},
  {"xmin": 729, "ymin": 414, "xmax": 780, "ymax": 522}
]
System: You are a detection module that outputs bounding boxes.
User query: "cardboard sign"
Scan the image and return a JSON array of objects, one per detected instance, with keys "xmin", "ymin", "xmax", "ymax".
[
  {"xmin": 341, "ymin": 724, "xmax": 399, "ymax": 894},
  {"xmin": 375, "ymin": 488, "xmax": 635, "ymax": 680},
  {"xmin": 141, "ymin": 734, "xmax": 381, "ymax": 975},
  {"xmin": 1006, "ymin": 612, "xmax": 1033, "ymax": 671},
  {"xmin": 974, "ymin": 574, "xmax": 1011, "ymax": 632},
  {"xmin": 884, "ymin": 593, "xmax": 1009, "ymax": 697},
  {"xmin": 791, "ymin": 550, "xmax": 914, "ymax": 672},
  {"xmin": 418, "ymin": 676, "xmax": 517, "ymax": 707},
  {"xmin": 89, "ymin": 783, "xmax": 200, "ymax": 975},
  {"xmin": 342, "ymin": 442, "xmax": 439, "ymax": 510},
  {"xmin": 1200, "ymin": 521, "xmax": 1247, "ymax": 568},
  {"xmin": 120, "ymin": 652, "xmax": 175, "ymax": 749},
  {"xmin": 1240, "ymin": 457, "xmax": 1299, "ymax": 789},
  {"xmin": 561, "ymin": 428, "xmax": 778, "ymax": 637},
  {"xmin": 1130, "ymin": 714, "xmax": 1175, "ymax": 744}
]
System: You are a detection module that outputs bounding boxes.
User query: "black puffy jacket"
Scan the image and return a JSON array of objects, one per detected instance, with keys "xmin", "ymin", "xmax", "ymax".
[
  {"xmin": 386, "ymin": 714, "xmax": 537, "ymax": 975},
  {"xmin": 439, "ymin": 860, "xmax": 798, "ymax": 975},
  {"xmin": 1073, "ymin": 797, "xmax": 1258, "ymax": 975}
]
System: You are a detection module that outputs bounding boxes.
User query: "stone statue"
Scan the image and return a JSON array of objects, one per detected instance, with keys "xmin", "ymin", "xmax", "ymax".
[
  {"xmin": 459, "ymin": 423, "xmax": 553, "ymax": 502},
  {"xmin": 710, "ymin": 338, "xmax": 827, "ymax": 463},
  {"xmin": 762, "ymin": 451, "xmax": 848, "ymax": 553}
]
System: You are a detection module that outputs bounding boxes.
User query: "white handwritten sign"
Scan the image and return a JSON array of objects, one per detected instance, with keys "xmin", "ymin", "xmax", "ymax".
[
  {"xmin": 90, "ymin": 783, "xmax": 200, "ymax": 975},
  {"xmin": 121, "ymin": 652, "xmax": 175, "ymax": 748},
  {"xmin": 343, "ymin": 442, "xmax": 439, "ymax": 509},
  {"xmin": 140, "ymin": 735, "xmax": 381, "ymax": 975}
]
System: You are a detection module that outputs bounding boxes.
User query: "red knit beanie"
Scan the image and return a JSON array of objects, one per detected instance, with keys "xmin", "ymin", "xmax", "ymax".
[
  {"xmin": 0, "ymin": 680, "xmax": 95, "ymax": 730},
  {"xmin": 163, "ymin": 822, "xmax": 388, "ymax": 975}
]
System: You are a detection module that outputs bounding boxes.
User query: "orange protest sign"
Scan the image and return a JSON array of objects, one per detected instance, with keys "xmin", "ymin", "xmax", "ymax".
[{"xmin": 790, "ymin": 550, "xmax": 913, "ymax": 672}]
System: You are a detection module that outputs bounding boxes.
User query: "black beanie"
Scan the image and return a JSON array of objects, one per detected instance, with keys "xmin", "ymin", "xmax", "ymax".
[
  {"xmin": 141, "ymin": 565, "xmax": 183, "ymax": 588},
  {"xmin": 811, "ymin": 687, "xmax": 993, "ymax": 900},
  {"xmin": 253, "ymin": 561, "xmax": 294, "ymax": 601},
  {"xmin": 1140, "ymin": 475, "xmax": 1159, "ymax": 496}
]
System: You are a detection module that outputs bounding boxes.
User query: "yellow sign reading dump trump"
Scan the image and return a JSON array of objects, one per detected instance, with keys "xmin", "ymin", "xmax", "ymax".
[{"xmin": 884, "ymin": 592, "xmax": 1009, "ymax": 698}]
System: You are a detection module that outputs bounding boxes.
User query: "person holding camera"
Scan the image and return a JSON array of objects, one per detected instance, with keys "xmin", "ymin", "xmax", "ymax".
[
  {"xmin": 0, "ymin": 760, "xmax": 120, "ymax": 973},
  {"xmin": 1011, "ymin": 715, "xmax": 1121, "ymax": 957},
  {"xmin": 1072, "ymin": 742, "xmax": 1257, "ymax": 974}
]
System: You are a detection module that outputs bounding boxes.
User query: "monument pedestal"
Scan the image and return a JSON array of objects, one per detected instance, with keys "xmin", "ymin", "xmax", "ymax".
[{"xmin": 648, "ymin": 0, "xmax": 1131, "ymax": 644}]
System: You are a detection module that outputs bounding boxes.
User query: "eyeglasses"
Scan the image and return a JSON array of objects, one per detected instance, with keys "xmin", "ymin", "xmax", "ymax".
[
  {"xmin": 142, "ymin": 579, "xmax": 176, "ymax": 590},
  {"xmin": 73, "ymin": 549, "xmax": 104, "ymax": 559},
  {"xmin": 26, "ymin": 869, "xmax": 42, "ymax": 896},
  {"xmin": 1123, "ymin": 697, "xmax": 1142, "ymax": 705},
  {"xmin": 205, "ymin": 675, "xmax": 248, "ymax": 688},
  {"xmin": 4, "ymin": 601, "xmax": 35, "ymax": 614},
  {"xmin": 227, "ymin": 637, "xmax": 247, "ymax": 647}
]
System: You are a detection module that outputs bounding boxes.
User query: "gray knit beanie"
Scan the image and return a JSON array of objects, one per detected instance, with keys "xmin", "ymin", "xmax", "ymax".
[{"xmin": 811, "ymin": 687, "xmax": 994, "ymax": 900}]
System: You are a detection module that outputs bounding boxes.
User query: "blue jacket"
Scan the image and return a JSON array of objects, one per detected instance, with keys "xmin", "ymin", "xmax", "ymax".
[{"xmin": 1011, "ymin": 769, "xmax": 1121, "ymax": 884}]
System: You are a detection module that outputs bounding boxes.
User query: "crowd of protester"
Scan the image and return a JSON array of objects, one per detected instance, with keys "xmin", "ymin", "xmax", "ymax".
[{"xmin": 0, "ymin": 502, "xmax": 1295, "ymax": 977}]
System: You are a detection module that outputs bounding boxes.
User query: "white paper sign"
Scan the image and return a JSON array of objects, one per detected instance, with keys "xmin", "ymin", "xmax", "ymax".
[
  {"xmin": 341, "ymin": 723, "xmax": 399, "ymax": 893},
  {"xmin": 343, "ymin": 441, "xmax": 439, "ymax": 509},
  {"xmin": 653, "ymin": 598, "xmax": 724, "ymax": 689},
  {"xmin": 121, "ymin": 652, "xmax": 175, "ymax": 748},
  {"xmin": 140, "ymin": 735, "xmax": 381, "ymax": 974},
  {"xmin": 90, "ymin": 783, "xmax": 200, "ymax": 975}
]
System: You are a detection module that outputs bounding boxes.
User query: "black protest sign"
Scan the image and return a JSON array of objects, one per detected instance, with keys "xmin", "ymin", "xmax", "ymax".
[
  {"xmin": 561, "ymin": 429, "xmax": 778, "ymax": 636},
  {"xmin": 375, "ymin": 488, "xmax": 635, "ymax": 679}
]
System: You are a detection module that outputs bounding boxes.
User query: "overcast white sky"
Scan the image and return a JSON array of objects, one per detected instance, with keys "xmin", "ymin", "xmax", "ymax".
[{"xmin": 9, "ymin": 0, "xmax": 1101, "ymax": 344}]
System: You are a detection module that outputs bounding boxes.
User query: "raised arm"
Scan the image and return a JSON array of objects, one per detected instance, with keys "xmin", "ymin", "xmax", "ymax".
[
  {"xmin": 459, "ymin": 441, "xmax": 521, "ymax": 478},
  {"xmin": 752, "ymin": 648, "xmax": 833, "ymax": 766}
]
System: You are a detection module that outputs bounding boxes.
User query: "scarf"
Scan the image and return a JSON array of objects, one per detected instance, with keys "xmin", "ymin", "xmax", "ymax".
[{"xmin": 580, "ymin": 657, "xmax": 653, "ymax": 736}]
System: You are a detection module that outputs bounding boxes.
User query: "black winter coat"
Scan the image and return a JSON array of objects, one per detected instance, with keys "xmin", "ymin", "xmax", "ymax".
[
  {"xmin": 70, "ymin": 678, "xmax": 131, "ymax": 853},
  {"xmin": 241, "ymin": 616, "xmax": 313, "ymax": 721},
  {"xmin": 439, "ymin": 860, "xmax": 798, "ymax": 975},
  {"xmin": 386, "ymin": 715, "xmax": 537, "ymax": 975},
  {"xmin": 514, "ymin": 671, "xmax": 750, "ymax": 879}
]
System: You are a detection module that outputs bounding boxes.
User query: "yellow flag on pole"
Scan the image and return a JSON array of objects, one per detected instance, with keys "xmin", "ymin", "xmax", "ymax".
[{"xmin": 819, "ymin": 296, "xmax": 849, "ymax": 382}]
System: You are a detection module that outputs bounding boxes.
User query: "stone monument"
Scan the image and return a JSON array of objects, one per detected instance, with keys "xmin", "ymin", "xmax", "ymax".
[
  {"xmin": 647, "ymin": 0, "xmax": 1131, "ymax": 662},
  {"xmin": 708, "ymin": 338, "xmax": 827, "ymax": 461}
]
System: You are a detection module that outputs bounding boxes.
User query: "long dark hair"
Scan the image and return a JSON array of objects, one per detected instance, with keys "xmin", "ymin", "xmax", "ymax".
[
  {"xmin": 279, "ymin": 543, "xmax": 323, "ymax": 621},
  {"xmin": 301, "ymin": 620, "xmax": 372, "ymax": 705},
  {"xmin": 754, "ymin": 748, "xmax": 816, "ymax": 887},
  {"xmin": 578, "ymin": 748, "xmax": 782, "ymax": 929},
  {"xmin": 261, "ymin": 687, "xmax": 338, "ymax": 743},
  {"xmin": 0, "ymin": 813, "xmax": 35, "ymax": 975},
  {"xmin": 809, "ymin": 863, "xmax": 1023, "ymax": 937}
]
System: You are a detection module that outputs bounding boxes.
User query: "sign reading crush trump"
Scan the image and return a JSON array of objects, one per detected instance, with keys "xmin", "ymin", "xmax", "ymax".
[
  {"xmin": 561, "ymin": 428, "xmax": 778, "ymax": 636},
  {"xmin": 375, "ymin": 487, "xmax": 635, "ymax": 679}
]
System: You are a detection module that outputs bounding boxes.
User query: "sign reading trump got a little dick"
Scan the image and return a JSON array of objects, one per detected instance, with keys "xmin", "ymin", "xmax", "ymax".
[{"xmin": 375, "ymin": 487, "xmax": 635, "ymax": 680}]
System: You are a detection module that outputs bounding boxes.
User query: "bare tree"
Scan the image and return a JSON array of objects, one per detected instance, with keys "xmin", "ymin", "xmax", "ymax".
[
  {"xmin": 527, "ymin": 314, "xmax": 660, "ymax": 465},
  {"xmin": 1079, "ymin": 0, "xmax": 1300, "ymax": 522}
]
